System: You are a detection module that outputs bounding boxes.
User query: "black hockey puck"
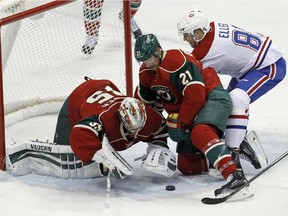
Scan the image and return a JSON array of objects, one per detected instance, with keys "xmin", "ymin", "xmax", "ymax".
[{"xmin": 165, "ymin": 185, "xmax": 175, "ymax": 191}]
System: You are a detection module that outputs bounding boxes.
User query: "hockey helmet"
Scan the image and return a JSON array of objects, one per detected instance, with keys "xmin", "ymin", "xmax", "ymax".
[
  {"xmin": 134, "ymin": 34, "xmax": 161, "ymax": 62},
  {"xmin": 118, "ymin": 97, "xmax": 147, "ymax": 134},
  {"xmin": 177, "ymin": 10, "xmax": 210, "ymax": 42}
]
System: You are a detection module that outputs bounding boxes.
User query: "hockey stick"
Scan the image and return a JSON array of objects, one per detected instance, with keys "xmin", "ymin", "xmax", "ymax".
[
  {"xmin": 201, "ymin": 150, "xmax": 288, "ymax": 205},
  {"xmin": 105, "ymin": 171, "xmax": 111, "ymax": 209}
]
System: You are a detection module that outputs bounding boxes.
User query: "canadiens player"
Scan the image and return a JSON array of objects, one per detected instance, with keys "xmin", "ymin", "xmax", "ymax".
[
  {"xmin": 82, "ymin": 0, "xmax": 142, "ymax": 54},
  {"xmin": 134, "ymin": 33, "xmax": 251, "ymax": 196},
  {"xmin": 177, "ymin": 10, "xmax": 285, "ymax": 171}
]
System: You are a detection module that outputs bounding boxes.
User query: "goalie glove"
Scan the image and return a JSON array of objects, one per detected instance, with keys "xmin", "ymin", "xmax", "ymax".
[
  {"xmin": 166, "ymin": 113, "xmax": 190, "ymax": 143},
  {"xmin": 141, "ymin": 144, "xmax": 176, "ymax": 177},
  {"xmin": 98, "ymin": 163, "xmax": 126, "ymax": 179},
  {"xmin": 93, "ymin": 135, "xmax": 132, "ymax": 179},
  {"xmin": 93, "ymin": 150, "xmax": 127, "ymax": 179}
]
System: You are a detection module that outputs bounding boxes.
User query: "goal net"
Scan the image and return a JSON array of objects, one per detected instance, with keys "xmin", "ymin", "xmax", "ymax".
[{"xmin": 0, "ymin": 0, "xmax": 133, "ymax": 169}]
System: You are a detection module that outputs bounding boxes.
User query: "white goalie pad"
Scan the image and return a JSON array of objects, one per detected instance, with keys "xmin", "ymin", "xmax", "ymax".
[
  {"xmin": 246, "ymin": 130, "xmax": 268, "ymax": 167},
  {"xmin": 141, "ymin": 145, "xmax": 176, "ymax": 177},
  {"xmin": 6, "ymin": 139, "xmax": 102, "ymax": 179},
  {"xmin": 92, "ymin": 135, "xmax": 132, "ymax": 176}
]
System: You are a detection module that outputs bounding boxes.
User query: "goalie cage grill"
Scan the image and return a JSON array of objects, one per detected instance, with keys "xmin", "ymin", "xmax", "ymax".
[{"xmin": 0, "ymin": 0, "xmax": 133, "ymax": 170}]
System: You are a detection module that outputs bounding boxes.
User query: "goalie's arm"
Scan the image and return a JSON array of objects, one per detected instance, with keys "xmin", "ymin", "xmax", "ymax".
[
  {"xmin": 70, "ymin": 121, "xmax": 132, "ymax": 178},
  {"xmin": 70, "ymin": 123, "xmax": 103, "ymax": 164}
]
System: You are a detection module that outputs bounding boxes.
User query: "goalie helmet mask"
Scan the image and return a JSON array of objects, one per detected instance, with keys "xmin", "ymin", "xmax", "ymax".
[
  {"xmin": 177, "ymin": 10, "xmax": 210, "ymax": 42},
  {"xmin": 134, "ymin": 34, "xmax": 162, "ymax": 62},
  {"xmin": 118, "ymin": 97, "xmax": 147, "ymax": 134}
]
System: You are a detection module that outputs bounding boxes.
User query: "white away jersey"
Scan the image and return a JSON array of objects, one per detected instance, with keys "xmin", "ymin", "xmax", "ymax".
[{"xmin": 192, "ymin": 22, "xmax": 284, "ymax": 78}]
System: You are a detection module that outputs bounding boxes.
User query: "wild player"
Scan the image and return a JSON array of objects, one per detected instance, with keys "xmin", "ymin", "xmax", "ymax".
[
  {"xmin": 7, "ymin": 78, "xmax": 176, "ymax": 179},
  {"xmin": 82, "ymin": 0, "xmax": 142, "ymax": 54},
  {"xmin": 177, "ymin": 10, "xmax": 285, "ymax": 170},
  {"xmin": 134, "ymin": 33, "xmax": 249, "ymax": 196}
]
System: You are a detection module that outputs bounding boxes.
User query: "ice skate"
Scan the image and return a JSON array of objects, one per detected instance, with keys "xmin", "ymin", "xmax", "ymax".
[
  {"xmin": 119, "ymin": 10, "xmax": 142, "ymax": 39},
  {"xmin": 81, "ymin": 35, "xmax": 98, "ymax": 55},
  {"xmin": 230, "ymin": 132, "xmax": 265, "ymax": 169},
  {"xmin": 214, "ymin": 169, "xmax": 248, "ymax": 197},
  {"xmin": 245, "ymin": 131, "xmax": 268, "ymax": 167},
  {"xmin": 239, "ymin": 137, "xmax": 261, "ymax": 169}
]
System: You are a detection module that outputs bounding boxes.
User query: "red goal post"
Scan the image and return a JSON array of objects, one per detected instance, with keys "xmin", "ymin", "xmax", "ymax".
[{"xmin": 0, "ymin": 0, "xmax": 133, "ymax": 170}]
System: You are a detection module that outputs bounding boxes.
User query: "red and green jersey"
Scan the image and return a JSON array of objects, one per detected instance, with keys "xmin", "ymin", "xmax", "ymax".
[
  {"xmin": 68, "ymin": 79, "xmax": 167, "ymax": 164},
  {"xmin": 136, "ymin": 49, "xmax": 221, "ymax": 126}
]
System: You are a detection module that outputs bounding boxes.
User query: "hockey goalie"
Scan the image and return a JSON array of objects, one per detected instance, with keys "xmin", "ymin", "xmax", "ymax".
[{"xmin": 6, "ymin": 79, "xmax": 177, "ymax": 179}]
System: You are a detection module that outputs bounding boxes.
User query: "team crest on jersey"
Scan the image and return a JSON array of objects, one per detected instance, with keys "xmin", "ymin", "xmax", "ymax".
[{"xmin": 151, "ymin": 85, "xmax": 177, "ymax": 104}]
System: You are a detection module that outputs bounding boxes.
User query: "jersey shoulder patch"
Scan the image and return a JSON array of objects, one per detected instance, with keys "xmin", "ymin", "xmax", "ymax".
[{"xmin": 77, "ymin": 115, "xmax": 104, "ymax": 139}]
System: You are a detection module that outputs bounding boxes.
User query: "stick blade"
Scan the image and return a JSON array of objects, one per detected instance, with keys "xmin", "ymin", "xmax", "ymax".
[{"xmin": 201, "ymin": 196, "xmax": 227, "ymax": 205}]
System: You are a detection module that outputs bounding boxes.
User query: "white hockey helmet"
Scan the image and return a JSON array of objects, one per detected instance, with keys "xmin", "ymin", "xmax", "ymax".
[
  {"xmin": 177, "ymin": 10, "xmax": 210, "ymax": 42},
  {"xmin": 118, "ymin": 97, "xmax": 147, "ymax": 134}
]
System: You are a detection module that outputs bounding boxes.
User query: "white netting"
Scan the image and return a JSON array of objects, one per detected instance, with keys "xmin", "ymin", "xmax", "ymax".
[
  {"xmin": 1, "ymin": 0, "xmax": 128, "ymax": 126},
  {"xmin": 0, "ymin": 0, "xmax": 25, "ymax": 16}
]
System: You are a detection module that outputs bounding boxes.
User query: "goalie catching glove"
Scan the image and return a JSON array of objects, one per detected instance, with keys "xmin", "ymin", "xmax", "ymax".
[
  {"xmin": 140, "ymin": 144, "xmax": 176, "ymax": 177},
  {"xmin": 166, "ymin": 113, "xmax": 191, "ymax": 143},
  {"xmin": 93, "ymin": 135, "xmax": 132, "ymax": 179}
]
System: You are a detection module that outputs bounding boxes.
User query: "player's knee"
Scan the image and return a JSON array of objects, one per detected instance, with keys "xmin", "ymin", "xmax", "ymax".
[
  {"xmin": 191, "ymin": 124, "xmax": 219, "ymax": 148},
  {"xmin": 229, "ymin": 88, "xmax": 250, "ymax": 111}
]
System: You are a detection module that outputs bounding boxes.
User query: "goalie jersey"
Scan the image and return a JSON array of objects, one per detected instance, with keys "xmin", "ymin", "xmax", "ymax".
[{"xmin": 67, "ymin": 79, "xmax": 168, "ymax": 164}]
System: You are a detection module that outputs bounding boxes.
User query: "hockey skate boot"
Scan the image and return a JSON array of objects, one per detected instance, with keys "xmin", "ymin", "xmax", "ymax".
[
  {"xmin": 118, "ymin": 10, "xmax": 142, "ymax": 39},
  {"xmin": 81, "ymin": 35, "xmax": 98, "ymax": 55},
  {"xmin": 214, "ymin": 169, "xmax": 248, "ymax": 197},
  {"xmin": 239, "ymin": 138, "xmax": 261, "ymax": 169},
  {"xmin": 131, "ymin": 17, "xmax": 142, "ymax": 39},
  {"xmin": 230, "ymin": 138, "xmax": 261, "ymax": 169}
]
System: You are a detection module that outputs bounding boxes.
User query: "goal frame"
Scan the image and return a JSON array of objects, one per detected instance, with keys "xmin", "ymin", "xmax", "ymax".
[{"xmin": 0, "ymin": 0, "xmax": 133, "ymax": 170}]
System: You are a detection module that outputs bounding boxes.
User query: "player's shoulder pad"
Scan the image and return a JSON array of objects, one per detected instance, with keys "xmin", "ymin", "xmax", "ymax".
[{"xmin": 161, "ymin": 49, "xmax": 186, "ymax": 73}]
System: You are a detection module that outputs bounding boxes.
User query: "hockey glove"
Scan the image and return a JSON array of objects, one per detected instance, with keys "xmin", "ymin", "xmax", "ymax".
[
  {"xmin": 93, "ymin": 150, "xmax": 124, "ymax": 179},
  {"xmin": 141, "ymin": 144, "xmax": 176, "ymax": 177},
  {"xmin": 166, "ymin": 113, "xmax": 190, "ymax": 143},
  {"xmin": 93, "ymin": 136, "xmax": 132, "ymax": 179}
]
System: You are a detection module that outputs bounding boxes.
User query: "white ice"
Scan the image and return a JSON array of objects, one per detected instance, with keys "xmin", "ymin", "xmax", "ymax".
[{"xmin": 1, "ymin": 1, "xmax": 288, "ymax": 216}]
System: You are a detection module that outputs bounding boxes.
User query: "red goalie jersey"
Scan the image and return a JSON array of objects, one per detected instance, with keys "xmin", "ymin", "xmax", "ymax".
[{"xmin": 67, "ymin": 79, "xmax": 168, "ymax": 164}]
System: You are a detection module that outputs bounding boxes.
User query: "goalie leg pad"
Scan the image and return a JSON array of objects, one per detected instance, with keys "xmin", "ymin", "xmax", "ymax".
[
  {"xmin": 6, "ymin": 142, "xmax": 31, "ymax": 176},
  {"xmin": 7, "ymin": 140, "xmax": 103, "ymax": 178}
]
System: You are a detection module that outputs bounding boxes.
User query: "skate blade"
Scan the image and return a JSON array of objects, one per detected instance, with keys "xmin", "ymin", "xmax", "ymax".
[
  {"xmin": 216, "ymin": 186, "xmax": 254, "ymax": 202},
  {"xmin": 246, "ymin": 131, "xmax": 268, "ymax": 167},
  {"xmin": 229, "ymin": 187, "xmax": 254, "ymax": 202}
]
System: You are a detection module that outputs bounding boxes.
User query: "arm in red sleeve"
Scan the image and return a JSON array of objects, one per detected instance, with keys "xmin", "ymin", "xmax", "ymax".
[{"xmin": 70, "ymin": 126, "xmax": 102, "ymax": 164}]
